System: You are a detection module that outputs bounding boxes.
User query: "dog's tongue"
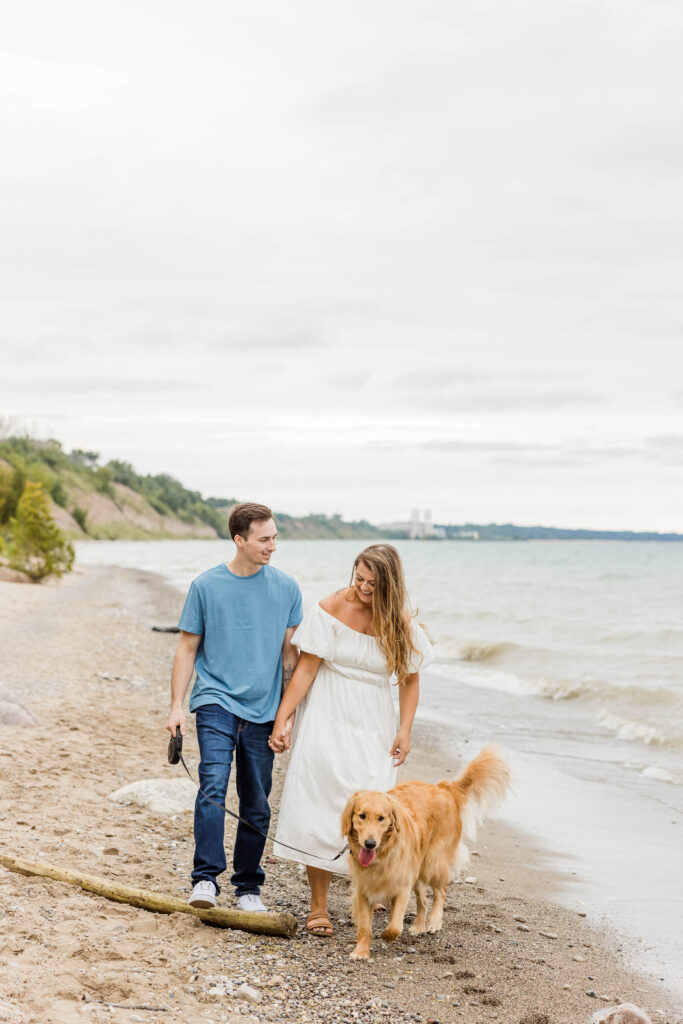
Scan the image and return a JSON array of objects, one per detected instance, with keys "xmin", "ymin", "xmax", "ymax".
[{"xmin": 358, "ymin": 847, "xmax": 376, "ymax": 867}]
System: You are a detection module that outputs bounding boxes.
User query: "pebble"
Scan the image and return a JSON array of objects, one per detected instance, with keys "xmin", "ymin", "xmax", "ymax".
[
  {"xmin": 517, "ymin": 924, "xmax": 530, "ymax": 932},
  {"xmin": 587, "ymin": 989, "xmax": 597, "ymax": 998},
  {"xmin": 514, "ymin": 916, "xmax": 527, "ymax": 923},
  {"xmin": 465, "ymin": 877, "xmax": 477, "ymax": 885},
  {"xmin": 539, "ymin": 931, "xmax": 558, "ymax": 939},
  {"xmin": 237, "ymin": 984, "xmax": 263, "ymax": 1005},
  {"xmin": 573, "ymin": 954, "xmax": 584, "ymax": 962}
]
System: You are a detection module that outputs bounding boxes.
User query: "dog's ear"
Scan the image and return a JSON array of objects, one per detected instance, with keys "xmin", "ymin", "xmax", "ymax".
[
  {"xmin": 388, "ymin": 796, "xmax": 401, "ymax": 833},
  {"xmin": 341, "ymin": 794, "xmax": 357, "ymax": 838}
]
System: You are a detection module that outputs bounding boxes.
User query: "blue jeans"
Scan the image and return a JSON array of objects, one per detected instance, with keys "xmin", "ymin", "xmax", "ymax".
[{"xmin": 191, "ymin": 704, "xmax": 274, "ymax": 897}]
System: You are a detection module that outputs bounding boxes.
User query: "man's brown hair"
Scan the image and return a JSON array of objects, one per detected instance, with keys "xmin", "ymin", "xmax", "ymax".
[{"xmin": 228, "ymin": 502, "xmax": 274, "ymax": 540}]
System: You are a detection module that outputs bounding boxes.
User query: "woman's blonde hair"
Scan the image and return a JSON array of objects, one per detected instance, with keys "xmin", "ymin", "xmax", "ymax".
[{"xmin": 349, "ymin": 544, "xmax": 420, "ymax": 685}]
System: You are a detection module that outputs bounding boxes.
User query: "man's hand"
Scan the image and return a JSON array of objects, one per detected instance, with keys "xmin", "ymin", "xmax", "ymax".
[
  {"xmin": 167, "ymin": 707, "xmax": 187, "ymax": 737},
  {"xmin": 269, "ymin": 713, "xmax": 291, "ymax": 754}
]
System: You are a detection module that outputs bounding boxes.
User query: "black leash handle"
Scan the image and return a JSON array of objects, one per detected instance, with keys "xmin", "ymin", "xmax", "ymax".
[{"xmin": 168, "ymin": 728, "xmax": 348, "ymax": 863}]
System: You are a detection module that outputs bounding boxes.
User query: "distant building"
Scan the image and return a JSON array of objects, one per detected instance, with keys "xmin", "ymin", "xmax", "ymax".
[{"xmin": 379, "ymin": 510, "xmax": 440, "ymax": 539}]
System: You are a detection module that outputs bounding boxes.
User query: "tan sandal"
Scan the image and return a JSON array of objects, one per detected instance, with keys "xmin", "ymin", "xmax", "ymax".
[{"xmin": 306, "ymin": 911, "xmax": 334, "ymax": 937}]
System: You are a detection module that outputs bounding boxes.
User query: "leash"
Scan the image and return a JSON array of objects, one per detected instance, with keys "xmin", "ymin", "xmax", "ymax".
[{"xmin": 168, "ymin": 729, "xmax": 348, "ymax": 863}]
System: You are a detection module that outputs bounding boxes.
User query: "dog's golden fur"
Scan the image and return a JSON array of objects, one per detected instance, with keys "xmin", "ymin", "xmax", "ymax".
[{"xmin": 341, "ymin": 747, "xmax": 510, "ymax": 960}]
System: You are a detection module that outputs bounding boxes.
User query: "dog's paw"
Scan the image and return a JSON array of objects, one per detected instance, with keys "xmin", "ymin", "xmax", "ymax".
[
  {"xmin": 408, "ymin": 923, "xmax": 425, "ymax": 935},
  {"xmin": 426, "ymin": 921, "xmax": 443, "ymax": 934},
  {"xmin": 380, "ymin": 926, "xmax": 401, "ymax": 943},
  {"xmin": 349, "ymin": 948, "xmax": 370, "ymax": 961}
]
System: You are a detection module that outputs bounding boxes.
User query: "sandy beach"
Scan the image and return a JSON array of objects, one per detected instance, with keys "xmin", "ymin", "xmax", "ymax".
[{"xmin": 0, "ymin": 565, "xmax": 680, "ymax": 1024}]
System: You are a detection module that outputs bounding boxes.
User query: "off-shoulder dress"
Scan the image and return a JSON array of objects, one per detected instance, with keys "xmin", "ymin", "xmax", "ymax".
[{"xmin": 273, "ymin": 602, "xmax": 434, "ymax": 874}]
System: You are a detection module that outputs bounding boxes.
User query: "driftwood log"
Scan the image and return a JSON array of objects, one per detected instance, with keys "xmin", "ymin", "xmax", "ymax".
[{"xmin": 0, "ymin": 854, "xmax": 297, "ymax": 937}]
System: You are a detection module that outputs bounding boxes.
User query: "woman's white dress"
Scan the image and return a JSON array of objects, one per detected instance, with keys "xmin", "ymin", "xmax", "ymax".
[{"xmin": 273, "ymin": 603, "xmax": 434, "ymax": 874}]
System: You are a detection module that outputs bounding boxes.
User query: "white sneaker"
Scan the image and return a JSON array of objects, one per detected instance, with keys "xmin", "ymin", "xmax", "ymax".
[
  {"xmin": 236, "ymin": 892, "xmax": 267, "ymax": 913},
  {"xmin": 189, "ymin": 880, "xmax": 217, "ymax": 908}
]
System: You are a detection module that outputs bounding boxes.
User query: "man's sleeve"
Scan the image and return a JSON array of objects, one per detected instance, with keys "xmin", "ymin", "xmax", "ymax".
[
  {"xmin": 287, "ymin": 583, "xmax": 303, "ymax": 628},
  {"xmin": 178, "ymin": 581, "xmax": 204, "ymax": 635}
]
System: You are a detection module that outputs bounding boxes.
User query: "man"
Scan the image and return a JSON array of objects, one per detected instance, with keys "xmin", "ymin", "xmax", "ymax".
[{"xmin": 166, "ymin": 502, "xmax": 302, "ymax": 912}]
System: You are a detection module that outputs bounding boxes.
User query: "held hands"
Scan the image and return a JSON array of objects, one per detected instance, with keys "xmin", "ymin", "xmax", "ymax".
[
  {"xmin": 268, "ymin": 713, "xmax": 295, "ymax": 754},
  {"xmin": 390, "ymin": 730, "xmax": 411, "ymax": 767}
]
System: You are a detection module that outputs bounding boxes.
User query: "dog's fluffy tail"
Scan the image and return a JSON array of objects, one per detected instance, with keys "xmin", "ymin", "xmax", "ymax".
[{"xmin": 451, "ymin": 747, "xmax": 511, "ymax": 868}]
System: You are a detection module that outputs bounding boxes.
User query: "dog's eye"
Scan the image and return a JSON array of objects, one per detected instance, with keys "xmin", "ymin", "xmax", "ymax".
[
  {"xmin": 359, "ymin": 813, "xmax": 366, "ymax": 820},
  {"xmin": 378, "ymin": 815, "xmax": 385, "ymax": 821}
]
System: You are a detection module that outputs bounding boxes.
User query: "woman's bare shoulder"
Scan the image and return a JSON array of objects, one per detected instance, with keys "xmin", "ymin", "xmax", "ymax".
[{"xmin": 319, "ymin": 589, "xmax": 348, "ymax": 614}]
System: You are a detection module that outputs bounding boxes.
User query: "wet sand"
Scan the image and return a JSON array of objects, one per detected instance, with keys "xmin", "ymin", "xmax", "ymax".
[{"xmin": 0, "ymin": 566, "xmax": 679, "ymax": 1024}]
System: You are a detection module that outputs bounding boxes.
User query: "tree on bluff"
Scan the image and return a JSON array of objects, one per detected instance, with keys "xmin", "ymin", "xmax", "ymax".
[{"xmin": 7, "ymin": 481, "xmax": 75, "ymax": 582}]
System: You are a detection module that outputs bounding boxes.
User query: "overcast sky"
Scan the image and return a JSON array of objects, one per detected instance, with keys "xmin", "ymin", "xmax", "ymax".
[{"xmin": 2, "ymin": 0, "xmax": 682, "ymax": 530}]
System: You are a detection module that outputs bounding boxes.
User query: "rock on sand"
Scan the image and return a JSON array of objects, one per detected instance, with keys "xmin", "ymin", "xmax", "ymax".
[
  {"xmin": 594, "ymin": 1005, "xmax": 653, "ymax": 1024},
  {"xmin": 108, "ymin": 778, "xmax": 197, "ymax": 815},
  {"xmin": 0, "ymin": 685, "xmax": 39, "ymax": 727}
]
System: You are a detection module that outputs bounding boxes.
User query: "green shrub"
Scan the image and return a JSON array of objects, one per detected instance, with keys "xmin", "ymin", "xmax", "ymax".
[
  {"xmin": 94, "ymin": 465, "xmax": 115, "ymax": 497},
  {"xmin": 0, "ymin": 464, "xmax": 25, "ymax": 525},
  {"xmin": 107, "ymin": 459, "xmax": 140, "ymax": 488},
  {"xmin": 51, "ymin": 478, "xmax": 68, "ymax": 507},
  {"xmin": 71, "ymin": 505, "xmax": 88, "ymax": 532},
  {"xmin": 8, "ymin": 481, "xmax": 75, "ymax": 581}
]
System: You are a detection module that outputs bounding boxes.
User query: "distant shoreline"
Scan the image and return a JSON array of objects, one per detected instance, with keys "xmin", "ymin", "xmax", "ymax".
[{"xmin": 71, "ymin": 529, "xmax": 683, "ymax": 543}]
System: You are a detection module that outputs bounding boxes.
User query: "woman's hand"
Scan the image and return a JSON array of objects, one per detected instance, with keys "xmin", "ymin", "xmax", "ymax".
[
  {"xmin": 390, "ymin": 729, "xmax": 411, "ymax": 766},
  {"xmin": 268, "ymin": 652, "xmax": 322, "ymax": 753},
  {"xmin": 269, "ymin": 714, "xmax": 291, "ymax": 754}
]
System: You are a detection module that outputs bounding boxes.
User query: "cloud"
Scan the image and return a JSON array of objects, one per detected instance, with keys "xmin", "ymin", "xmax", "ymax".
[
  {"xmin": 396, "ymin": 386, "xmax": 603, "ymax": 412},
  {"xmin": 386, "ymin": 366, "xmax": 604, "ymax": 410},
  {"xmin": 371, "ymin": 436, "xmax": 669, "ymax": 468},
  {"xmin": 329, "ymin": 371, "xmax": 373, "ymax": 389},
  {"xmin": 207, "ymin": 330, "xmax": 325, "ymax": 353},
  {"xmin": 3, "ymin": 376, "xmax": 192, "ymax": 395},
  {"xmin": 645, "ymin": 434, "xmax": 683, "ymax": 463}
]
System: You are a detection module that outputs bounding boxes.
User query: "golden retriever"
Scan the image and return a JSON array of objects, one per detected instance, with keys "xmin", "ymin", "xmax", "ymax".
[{"xmin": 341, "ymin": 747, "xmax": 510, "ymax": 960}]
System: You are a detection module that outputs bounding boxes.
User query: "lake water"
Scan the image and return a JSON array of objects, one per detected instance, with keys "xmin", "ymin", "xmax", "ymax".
[{"xmin": 75, "ymin": 538, "xmax": 683, "ymax": 996}]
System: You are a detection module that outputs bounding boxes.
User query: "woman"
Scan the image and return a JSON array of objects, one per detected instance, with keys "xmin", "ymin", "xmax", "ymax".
[{"xmin": 268, "ymin": 543, "xmax": 433, "ymax": 937}]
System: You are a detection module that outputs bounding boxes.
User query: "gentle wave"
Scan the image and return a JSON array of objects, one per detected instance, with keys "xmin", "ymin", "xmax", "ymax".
[
  {"xmin": 597, "ymin": 711, "xmax": 678, "ymax": 748},
  {"xmin": 450, "ymin": 640, "xmax": 522, "ymax": 663},
  {"xmin": 438, "ymin": 661, "xmax": 683, "ymax": 749},
  {"xmin": 437, "ymin": 638, "xmax": 681, "ymax": 705},
  {"xmin": 640, "ymin": 764, "xmax": 680, "ymax": 784},
  {"xmin": 439, "ymin": 635, "xmax": 683, "ymax": 669}
]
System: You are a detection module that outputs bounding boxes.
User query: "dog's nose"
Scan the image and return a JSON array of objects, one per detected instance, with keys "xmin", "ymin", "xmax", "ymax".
[{"xmin": 364, "ymin": 839, "xmax": 377, "ymax": 850}]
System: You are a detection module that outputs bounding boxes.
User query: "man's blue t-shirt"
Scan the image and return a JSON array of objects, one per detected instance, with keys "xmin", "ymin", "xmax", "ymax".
[{"xmin": 178, "ymin": 563, "xmax": 303, "ymax": 724}]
